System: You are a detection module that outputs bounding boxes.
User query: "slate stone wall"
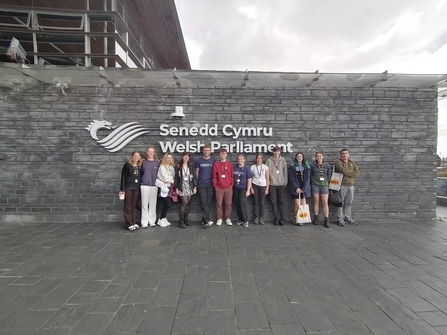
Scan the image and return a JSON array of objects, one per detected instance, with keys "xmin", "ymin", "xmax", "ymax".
[{"xmin": 0, "ymin": 73, "xmax": 438, "ymax": 224}]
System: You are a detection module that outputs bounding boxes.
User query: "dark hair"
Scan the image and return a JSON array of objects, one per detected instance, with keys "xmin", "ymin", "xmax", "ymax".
[
  {"xmin": 219, "ymin": 148, "xmax": 227, "ymax": 153},
  {"xmin": 340, "ymin": 148, "xmax": 349, "ymax": 154},
  {"xmin": 272, "ymin": 146, "xmax": 281, "ymax": 152},
  {"xmin": 178, "ymin": 152, "xmax": 191, "ymax": 165},
  {"xmin": 294, "ymin": 152, "xmax": 307, "ymax": 165}
]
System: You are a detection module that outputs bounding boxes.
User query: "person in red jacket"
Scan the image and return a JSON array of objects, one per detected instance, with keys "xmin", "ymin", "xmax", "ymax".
[{"xmin": 212, "ymin": 148, "xmax": 234, "ymax": 226}]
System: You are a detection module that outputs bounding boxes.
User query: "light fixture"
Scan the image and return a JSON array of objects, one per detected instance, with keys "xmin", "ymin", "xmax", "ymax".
[
  {"xmin": 170, "ymin": 106, "xmax": 185, "ymax": 120},
  {"xmin": 6, "ymin": 37, "xmax": 27, "ymax": 63}
]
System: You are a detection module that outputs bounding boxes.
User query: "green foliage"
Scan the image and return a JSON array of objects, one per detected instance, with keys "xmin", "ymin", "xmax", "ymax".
[{"xmin": 437, "ymin": 171, "xmax": 447, "ymax": 177}]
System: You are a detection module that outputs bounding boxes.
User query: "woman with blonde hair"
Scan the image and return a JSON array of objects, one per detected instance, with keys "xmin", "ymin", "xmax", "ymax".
[
  {"xmin": 119, "ymin": 150, "xmax": 142, "ymax": 231},
  {"xmin": 156, "ymin": 152, "xmax": 176, "ymax": 227}
]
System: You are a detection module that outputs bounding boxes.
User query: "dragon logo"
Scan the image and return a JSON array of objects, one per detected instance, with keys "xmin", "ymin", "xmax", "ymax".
[{"xmin": 85, "ymin": 120, "xmax": 150, "ymax": 152}]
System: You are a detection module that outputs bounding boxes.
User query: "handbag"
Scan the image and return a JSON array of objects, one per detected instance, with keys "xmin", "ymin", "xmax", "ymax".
[
  {"xmin": 169, "ymin": 184, "xmax": 179, "ymax": 202},
  {"xmin": 296, "ymin": 193, "xmax": 311, "ymax": 225},
  {"xmin": 329, "ymin": 189, "xmax": 343, "ymax": 207},
  {"xmin": 329, "ymin": 162, "xmax": 343, "ymax": 191}
]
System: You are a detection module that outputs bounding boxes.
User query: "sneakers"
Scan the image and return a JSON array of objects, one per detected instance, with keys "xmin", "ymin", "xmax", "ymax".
[
  {"xmin": 236, "ymin": 220, "xmax": 244, "ymax": 226},
  {"xmin": 141, "ymin": 224, "xmax": 148, "ymax": 229},
  {"xmin": 253, "ymin": 218, "xmax": 259, "ymax": 225},
  {"xmin": 203, "ymin": 220, "xmax": 213, "ymax": 229},
  {"xmin": 337, "ymin": 219, "xmax": 345, "ymax": 227},
  {"xmin": 345, "ymin": 218, "xmax": 358, "ymax": 225},
  {"xmin": 216, "ymin": 219, "xmax": 223, "ymax": 226},
  {"xmin": 259, "ymin": 218, "xmax": 265, "ymax": 225},
  {"xmin": 243, "ymin": 221, "xmax": 249, "ymax": 228},
  {"xmin": 226, "ymin": 219, "xmax": 233, "ymax": 226},
  {"xmin": 149, "ymin": 222, "xmax": 156, "ymax": 227},
  {"xmin": 158, "ymin": 218, "xmax": 169, "ymax": 227},
  {"xmin": 164, "ymin": 218, "xmax": 171, "ymax": 226},
  {"xmin": 128, "ymin": 225, "xmax": 138, "ymax": 231}
]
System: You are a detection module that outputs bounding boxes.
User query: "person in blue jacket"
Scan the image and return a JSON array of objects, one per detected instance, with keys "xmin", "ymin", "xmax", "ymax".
[{"xmin": 288, "ymin": 152, "xmax": 311, "ymax": 225}]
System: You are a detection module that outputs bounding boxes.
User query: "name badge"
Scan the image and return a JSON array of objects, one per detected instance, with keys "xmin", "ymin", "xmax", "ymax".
[
  {"xmin": 222, "ymin": 175, "xmax": 226, "ymax": 178},
  {"xmin": 276, "ymin": 170, "xmax": 279, "ymax": 174},
  {"xmin": 135, "ymin": 179, "xmax": 138, "ymax": 183},
  {"xmin": 320, "ymin": 177, "xmax": 325, "ymax": 181},
  {"xmin": 183, "ymin": 176, "xmax": 189, "ymax": 181},
  {"xmin": 236, "ymin": 179, "xmax": 240, "ymax": 184}
]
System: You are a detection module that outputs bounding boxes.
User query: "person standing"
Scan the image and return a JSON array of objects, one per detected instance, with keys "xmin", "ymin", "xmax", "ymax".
[
  {"xmin": 265, "ymin": 146, "xmax": 288, "ymax": 225},
  {"xmin": 233, "ymin": 154, "xmax": 252, "ymax": 227},
  {"xmin": 174, "ymin": 152, "xmax": 197, "ymax": 229},
  {"xmin": 212, "ymin": 148, "xmax": 234, "ymax": 226},
  {"xmin": 140, "ymin": 146, "xmax": 160, "ymax": 228},
  {"xmin": 119, "ymin": 151, "xmax": 142, "ymax": 231},
  {"xmin": 156, "ymin": 152, "xmax": 176, "ymax": 227},
  {"xmin": 310, "ymin": 152, "xmax": 331, "ymax": 228},
  {"xmin": 335, "ymin": 148, "xmax": 360, "ymax": 226},
  {"xmin": 195, "ymin": 145, "xmax": 216, "ymax": 228},
  {"xmin": 250, "ymin": 153, "xmax": 269, "ymax": 225},
  {"xmin": 288, "ymin": 152, "xmax": 311, "ymax": 225}
]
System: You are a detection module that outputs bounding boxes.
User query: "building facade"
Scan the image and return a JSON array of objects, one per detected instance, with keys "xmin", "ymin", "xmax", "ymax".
[{"xmin": 0, "ymin": 66, "xmax": 444, "ymax": 224}]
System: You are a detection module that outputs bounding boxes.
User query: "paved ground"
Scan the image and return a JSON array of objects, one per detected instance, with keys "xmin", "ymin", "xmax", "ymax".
[{"xmin": 1, "ymin": 210, "xmax": 447, "ymax": 335}]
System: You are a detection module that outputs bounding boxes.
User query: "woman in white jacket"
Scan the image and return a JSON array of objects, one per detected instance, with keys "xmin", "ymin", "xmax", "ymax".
[{"xmin": 156, "ymin": 152, "xmax": 176, "ymax": 227}]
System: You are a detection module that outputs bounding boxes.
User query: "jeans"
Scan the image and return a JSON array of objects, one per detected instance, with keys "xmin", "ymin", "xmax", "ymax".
[
  {"xmin": 198, "ymin": 183, "xmax": 214, "ymax": 222},
  {"xmin": 337, "ymin": 185, "xmax": 355, "ymax": 220}
]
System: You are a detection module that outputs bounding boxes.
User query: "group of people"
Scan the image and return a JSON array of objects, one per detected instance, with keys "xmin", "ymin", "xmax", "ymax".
[{"xmin": 119, "ymin": 145, "xmax": 359, "ymax": 231}]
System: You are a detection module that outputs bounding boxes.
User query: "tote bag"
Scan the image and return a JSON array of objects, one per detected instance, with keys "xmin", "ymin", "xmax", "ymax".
[
  {"xmin": 329, "ymin": 162, "xmax": 343, "ymax": 191},
  {"xmin": 296, "ymin": 193, "xmax": 311, "ymax": 225}
]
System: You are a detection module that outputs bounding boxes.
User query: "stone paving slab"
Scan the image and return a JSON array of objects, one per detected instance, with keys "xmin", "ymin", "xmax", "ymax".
[{"xmin": 1, "ymin": 215, "xmax": 447, "ymax": 334}]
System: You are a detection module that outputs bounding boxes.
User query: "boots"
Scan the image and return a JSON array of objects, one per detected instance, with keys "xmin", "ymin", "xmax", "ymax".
[
  {"xmin": 324, "ymin": 217, "xmax": 329, "ymax": 228},
  {"xmin": 179, "ymin": 221, "xmax": 187, "ymax": 229},
  {"xmin": 312, "ymin": 215, "xmax": 318, "ymax": 225}
]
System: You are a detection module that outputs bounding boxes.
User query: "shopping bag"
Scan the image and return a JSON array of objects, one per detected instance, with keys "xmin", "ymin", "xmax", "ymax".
[
  {"xmin": 329, "ymin": 163, "xmax": 343, "ymax": 191},
  {"xmin": 329, "ymin": 189, "xmax": 343, "ymax": 207},
  {"xmin": 296, "ymin": 194, "xmax": 311, "ymax": 224}
]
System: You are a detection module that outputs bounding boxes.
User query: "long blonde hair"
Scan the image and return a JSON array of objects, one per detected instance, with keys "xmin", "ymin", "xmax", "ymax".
[
  {"xmin": 160, "ymin": 152, "xmax": 175, "ymax": 167},
  {"xmin": 145, "ymin": 145, "xmax": 157, "ymax": 160}
]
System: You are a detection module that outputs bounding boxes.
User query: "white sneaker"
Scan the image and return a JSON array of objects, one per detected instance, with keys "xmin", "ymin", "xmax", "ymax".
[
  {"xmin": 216, "ymin": 219, "xmax": 222, "ymax": 226},
  {"xmin": 158, "ymin": 218, "xmax": 168, "ymax": 227},
  {"xmin": 148, "ymin": 222, "xmax": 156, "ymax": 227},
  {"xmin": 226, "ymin": 219, "xmax": 233, "ymax": 226},
  {"xmin": 164, "ymin": 218, "xmax": 171, "ymax": 226}
]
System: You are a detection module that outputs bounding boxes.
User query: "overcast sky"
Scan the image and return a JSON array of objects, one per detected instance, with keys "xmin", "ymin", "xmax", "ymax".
[{"xmin": 174, "ymin": 0, "xmax": 447, "ymax": 155}]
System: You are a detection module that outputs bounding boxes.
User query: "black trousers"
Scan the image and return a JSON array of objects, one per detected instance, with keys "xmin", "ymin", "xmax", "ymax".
[
  {"xmin": 198, "ymin": 183, "xmax": 214, "ymax": 222},
  {"xmin": 159, "ymin": 196, "xmax": 172, "ymax": 219},
  {"xmin": 233, "ymin": 188, "xmax": 249, "ymax": 222},
  {"xmin": 269, "ymin": 185, "xmax": 286, "ymax": 222},
  {"xmin": 252, "ymin": 184, "xmax": 266, "ymax": 221}
]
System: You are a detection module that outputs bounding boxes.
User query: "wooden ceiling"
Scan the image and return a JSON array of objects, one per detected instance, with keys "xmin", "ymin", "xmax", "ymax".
[{"xmin": 0, "ymin": 0, "xmax": 190, "ymax": 69}]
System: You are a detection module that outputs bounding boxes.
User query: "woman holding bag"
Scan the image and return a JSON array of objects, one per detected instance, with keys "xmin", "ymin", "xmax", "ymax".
[
  {"xmin": 119, "ymin": 151, "xmax": 142, "ymax": 231},
  {"xmin": 288, "ymin": 152, "xmax": 311, "ymax": 225},
  {"xmin": 156, "ymin": 152, "xmax": 176, "ymax": 227}
]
